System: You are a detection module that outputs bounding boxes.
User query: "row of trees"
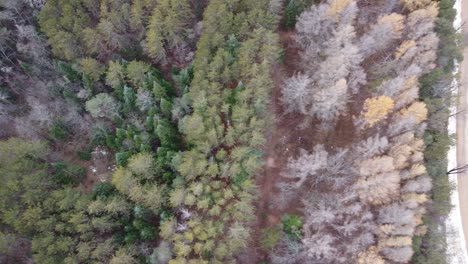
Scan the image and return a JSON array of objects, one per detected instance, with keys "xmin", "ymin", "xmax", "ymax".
[
  {"xmin": 413, "ymin": 0, "xmax": 462, "ymax": 262},
  {"xmin": 276, "ymin": 0, "xmax": 439, "ymax": 262},
  {"xmin": 282, "ymin": 0, "xmax": 364, "ymax": 122},
  {"xmin": 160, "ymin": 0, "xmax": 282, "ymax": 262}
]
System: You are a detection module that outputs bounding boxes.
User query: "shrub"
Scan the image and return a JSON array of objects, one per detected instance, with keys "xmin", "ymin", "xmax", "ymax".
[
  {"xmin": 56, "ymin": 61, "xmax": 81, "ymax": 82},
  {"xmin": 76, "ymin": 147, "xmax": 92, "ymax": 161},
  {"xmin": 51, "ymin": 161, "xmax": 85, "ymax": 186},
  {"xmin": 62, "ymin": 86, "xmax": 80, "ymax": 105},
  {"xmin": 90, "ymin": 125, "xmax": 109, "ymax": 145},
  {"xmin": 92, "ymin": 182, "xmax": 116, "ymax": 198},
  {"xmin": 49, "ymin": 119, "xmax": 70, "ymax": 140},
  {"xmin": 282, "ymin": 214, "xmax": 303, "ymax": 240},
  {"xmin": 283, "ymin": 0, "xmax": 305, "ymax": 28},
  {"xmin": 140, "ymin": 226, "xmax": 156, "ymax": 240},
  {"xmin": 116, "ymin": 152, "xmax": 131, "ymax": 167}
]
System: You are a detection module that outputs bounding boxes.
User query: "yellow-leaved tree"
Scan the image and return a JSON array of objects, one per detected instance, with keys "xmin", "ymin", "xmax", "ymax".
[
  {"xmin": 327, "ymin": 0, "xmax": 352, "ymax": 16},
  {"xmin": 402, "ymin": 0, "xmax": 434, "ymax": 11},
  {"xmin": 400, "ymin": 101, "xmax": 428, "ymax": 124},
  {"xmin": 362, "ymin": 96, "xmax": 395, "ymax": 127},
  {"xmin": 357, "ymin": 246, "xmax": 385, "ymax": 264}
]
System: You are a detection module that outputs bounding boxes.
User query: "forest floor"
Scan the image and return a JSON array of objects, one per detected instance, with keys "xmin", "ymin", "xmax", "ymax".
[
  {"xmin": 457, "ymin": 0, "xmax": 468, "ymax": 255},
  {"xmin": 242, "ymin": 29, "xmax": 308, "ymax": 263},
  {"xmin": 245, "ymin": 28, "xmax": 358, "ymax": 263}
]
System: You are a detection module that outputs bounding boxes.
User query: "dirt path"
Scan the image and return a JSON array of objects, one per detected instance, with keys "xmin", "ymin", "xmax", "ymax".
[
  {"xmin": 244, "ymin": 30, "xmax": 306, "ymax": 263},
  {"xmin": 457, "ymin": 0, "xmax": 468, "ymax": 255}
]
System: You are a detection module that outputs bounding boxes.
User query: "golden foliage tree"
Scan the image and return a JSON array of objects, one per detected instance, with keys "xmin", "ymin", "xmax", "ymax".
[
  {"xmin": 357, "ymin": 246, "xmax": 385, "ymax": 264},
  {"xmin": 327, "ymin": 0, "xmax": 352, "ymax": 16},
  {"xmin": 402, "ymin": 0, "xmax": 434, "ymax": 11},
  {"xmin": 400, "ymin": 101, "xmax": 428, "ymax": 124},
  {"xmin": 395, "ymin": 40, "xmax": 417, "ymax": 60},
  {"xmin": 362, "ymin": 96, "xmax": 395, "ymax": 127},
  {"xmin": 378, "ymin": 13, "xmax": 405, "ymax": 38}
]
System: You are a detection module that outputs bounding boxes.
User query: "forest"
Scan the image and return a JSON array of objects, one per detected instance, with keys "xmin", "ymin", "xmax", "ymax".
[{"xmin": 0, "ymin": 0, "xmax": 462, "ymax": 263}]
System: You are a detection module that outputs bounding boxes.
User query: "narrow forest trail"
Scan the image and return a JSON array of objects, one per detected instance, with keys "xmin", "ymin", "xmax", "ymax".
[
  {"xmin": 247, "ymin": 25, "xmax": 360, "ymax": 262},
  {"xmin": 246, "ymin": 29, "xmax": 306, "ymax": 263}
]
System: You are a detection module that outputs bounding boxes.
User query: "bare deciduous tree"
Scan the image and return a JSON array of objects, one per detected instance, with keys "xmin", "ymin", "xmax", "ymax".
[
  {"xmin": 282, "ymin": 73, "xmax": 313, "ymax": 114},
  {"xmin": 355, "ymin": 134, "xmax": 389, "ymax": 158},
  {"xmin": 283, "ymin": 145, "xmax": 328, "ymax": 188},
  {"xmin": 359, "ymin": 13, "xmax": 405, "ymax": 57},
  {"xmin": 379, "ymin": 246, "xmax": 414, "ymax": 263}
]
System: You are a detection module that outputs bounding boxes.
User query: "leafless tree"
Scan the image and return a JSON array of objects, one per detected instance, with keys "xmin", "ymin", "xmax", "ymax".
[
  {"xmin": 379, "ymin": 246, "xmax": 414, "ymax": 263},
  {"xmin": 282, "ymin": 73, "xmax": 313, "ymax": 114},
  {"xmin": 355, "ymin": 134, "xmax": 389, "ymax": 158}
]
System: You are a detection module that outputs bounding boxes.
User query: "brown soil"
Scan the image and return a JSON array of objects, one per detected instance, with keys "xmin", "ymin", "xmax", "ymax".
[
  {"xmin": 80, "ymin": 146, "xmax": 113, "ymax": 192},
  {"xmin": 50, "ymin": 138, "xmax": 113, "ymax": 193}
]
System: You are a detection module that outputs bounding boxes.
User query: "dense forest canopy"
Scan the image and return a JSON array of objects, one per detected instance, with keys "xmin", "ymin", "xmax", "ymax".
[{"xmin": 0, "ymin": 0, "xmax": 462, "ymax": 263}]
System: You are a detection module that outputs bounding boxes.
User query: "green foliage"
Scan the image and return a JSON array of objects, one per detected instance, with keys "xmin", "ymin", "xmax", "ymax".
[
  {"xmin": 92, "ymin": 182, "xmax": 116, "ymax": 198},
  {"xmin": 125, "ymin": 60, "xmax": 151, "ymax": 87},
  {"xmin": 123, "ymin": 86, "xmax": 137, "ymax": 113},
  {"xmin": 76, "ymin": 147, "xmax": 92, "ymax": 161},
  {"xmin": 30, "ymin": 0, "xmax": 281, "ymax": 263},
  {"xmin": 145, "ymin": 0, "xmax": 194, "ymax": 62},
  {"xmin": 39, "ymin": 0, "xmax": 94, "ymax": 60},
  {"xmin": 156, "ymin": 119, "xmax": 179, "ymax": 149},
  {"xmin": 283, "ymin": 0, "xmax": 304, "ymax": 28},
  {"xmin": 281, "ymin": 214, "xmax": 303, "ymax": 240},
  {"xmin": 86, "ymin": 93, "xmax": 119, "ymax": 119},
  {"xmin": 116, "ymin": 152, "xmax": 131, "ymax": 167},
  {"xmin": 173, "ymin": 64, "xmax": 194, "ymax": 90},
  {"xmin": 0, "ymin": 138, "xmax": 126, "ymax": 262},
  {"xmin": 152, "ymin": 79, "xmax": 174, "ymax": 100},
  {"xmin": 51, "ymin": 161, "xmax": 85, "ymax": 186},
  {"xmin": 90, "ymin": 124, "xmax": 109, "ymax": 145},
  {"xmin": 61, "ymin": 85, "xmax": 81, "ymax": 105},
  {"xmin": 423, "ymin": 131, "xmax": 453, "ymax": 161},
  {"xmin": 39, "ymin": 0, "xmax": 156, "ymax": 62},
  {"xmin": 159, "ymin": 0, "xmax": 281, "ymax": 261},
  {"xmin": 436, "ymin": 0, "xmax": 463, "ymax": 72},
  {"xmin": 127, "ymin": 152, "xmax": 154, "ymax": 179},
  {"xmin": 49, "ymin": 119, "xmax": 70, "ymax": 140},
  {"xmin": 413, "ymin": 0, "xmax": 461, "ymax": 262},
  {"xmin": 0, "ymin": 138, "xmax": 49, "ymax": 232},
  {"xmin": 80, "ymin": 57, "xmax": 105, "ymax": 82},
  {"xmin": 56, "ymin": 61, "xmax": 81, "ymax": 82},
  {"xmin": 107, "ymin": 60, "xmax": 126, "ymax": 89},
  {"xmin": 139, "ymin": 225, "xmax": 156, "ymax": 240},
  {"xmin": 260, "ymin": 226, "xmax": 282, "ymax": 250}
]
